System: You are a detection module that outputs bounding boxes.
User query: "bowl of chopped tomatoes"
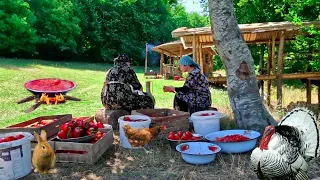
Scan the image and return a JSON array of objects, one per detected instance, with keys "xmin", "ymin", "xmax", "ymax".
[
  {"xmin": 205, "ymin": 129, "xmax": 260, "ymax": 153},
  {"xmin": 176, "ymin": 142, "xmax": 221, "ymax": 165}
]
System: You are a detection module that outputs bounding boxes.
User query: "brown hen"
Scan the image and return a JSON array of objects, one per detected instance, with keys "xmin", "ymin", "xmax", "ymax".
[{"xmin": 122, "ymin": 124, "xmax": 166, "ymax": 147}]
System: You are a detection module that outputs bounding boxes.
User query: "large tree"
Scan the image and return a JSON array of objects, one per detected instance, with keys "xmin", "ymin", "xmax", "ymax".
[{"xmin": 207, "ymin": 0, "xmax": 277, "ymax": 133}]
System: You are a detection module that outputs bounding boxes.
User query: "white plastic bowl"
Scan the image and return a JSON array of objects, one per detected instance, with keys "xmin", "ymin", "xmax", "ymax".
[
  {"xmin": 176, "ymin": 142, "xmax": 221, "ymax": 165},
  {"xmin": 205, "ymin": 129, "xmax": 260, "ymax": 153}
]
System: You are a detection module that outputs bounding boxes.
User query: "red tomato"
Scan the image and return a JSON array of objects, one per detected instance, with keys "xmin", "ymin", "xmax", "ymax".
[
  {"xmin": 177, "ymin": 131, "xmax": 183, "ymax": 138},
  {"xmin": 180, "ymin": 144, "xmax": 189, "ymax": 151},
  {"xmin": 60, "ymin": 123, "xmax": 70, "ymax": 132},
  {"xmin": 0, "ymin": 138, "xmax": 6, "ymax": 143},
  {"xmin": 168, "ymin": 134, "xmax": 175, "ymax": 140},
  {"xmin": 185, "ymin": 131, "xmax": 192, "ymax": 138},
  {"xmin": 96, "ymin": 122, "xmax": 104, "ymax": 128},
  {"xmin": 181, "ymin": 135, "xmax": 188, "ymax": 140},
  {"xmin": 5, "ymin": 136, "xmax": 16, "ymax": 142},
  {"xmin": 173, "ymin": 134, "xmax": 180, "ymax": 140},
  {"xmin": 57, "ymin": 130, "xmax": 67, "ymax": 139},
  {"xmin": 123, "ymin": 116, "xmax": 131, "ymax": 121},
  {"xmin": 15, "ymin": 134, "xmax": 24, "ymax": 140},
  {"xmin": 208, "ymin": 145, "xmax": 217, "ymax": 152}
]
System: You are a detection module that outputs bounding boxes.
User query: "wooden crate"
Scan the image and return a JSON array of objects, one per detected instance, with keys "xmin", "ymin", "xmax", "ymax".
[
  {"xmin": 1, "ymin": 114, "xmax": 72, "ymax": 138},
  {"xmin": 49, "ymin": 128, "xmax": 113, "ymax": 164},
  {"xmin": 132, "ymin": 109, "xmax": 190, "ymax": 139}
]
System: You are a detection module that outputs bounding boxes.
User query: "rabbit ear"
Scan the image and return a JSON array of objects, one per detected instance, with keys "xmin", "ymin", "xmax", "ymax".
[
  {"xmin": 40, "ymin": 130, "xmax": 47, "ymax": 141},
  {"xmin": 34, "ymin": 131, "xmax": 42, "ymax": 143}
]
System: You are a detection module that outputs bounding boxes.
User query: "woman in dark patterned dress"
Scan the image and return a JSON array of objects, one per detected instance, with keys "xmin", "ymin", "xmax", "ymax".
[
  {"xmin": 101, "ymin": 54, "xmax": 155, "ymax": 113},
  {"xmin": 163, "ymin": 55, "xmax": 212, "ymax": 114}
]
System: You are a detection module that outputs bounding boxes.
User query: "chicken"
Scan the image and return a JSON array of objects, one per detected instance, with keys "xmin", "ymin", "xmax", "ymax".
[
  {"xmin": 122, "ymin": 124, "xmax": 166, "ymax": 147},
  {"xmin": 251, "ymin": 107, "xmax": 320, "ymax": 180}
]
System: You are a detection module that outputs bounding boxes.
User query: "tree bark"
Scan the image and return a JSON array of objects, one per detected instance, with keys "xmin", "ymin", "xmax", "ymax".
[{"xmin": 208, "ymin": 0, "xmax": 277, "ymax": 134}]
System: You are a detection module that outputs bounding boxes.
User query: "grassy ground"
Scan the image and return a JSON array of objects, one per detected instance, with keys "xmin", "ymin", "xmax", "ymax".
[{"xmin": 1, "ymin": 58, "xmax": 320, "ymax": 179}]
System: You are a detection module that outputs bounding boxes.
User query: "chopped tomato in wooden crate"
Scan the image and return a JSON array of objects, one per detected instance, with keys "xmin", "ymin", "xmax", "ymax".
[
  {"xmin": 48, "ymin": 128, "xmax": 113, "ymax": 164},
  {"xmin": 0, "ymin": 114, "xmax": 72, "ymax": 139},
  {"xmin": 132, "ymin": 109, "xmax": 190, "ymax": 139}
]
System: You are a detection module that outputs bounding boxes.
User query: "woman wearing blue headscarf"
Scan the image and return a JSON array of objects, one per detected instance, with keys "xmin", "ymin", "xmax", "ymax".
[{"xmin": 163, "ymin": 55, "xmax": 212, "ymax": 114}]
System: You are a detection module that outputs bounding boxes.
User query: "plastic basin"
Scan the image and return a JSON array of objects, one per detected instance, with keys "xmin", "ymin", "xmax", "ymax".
[
  {"xmin": 205, "ymin": 129, "xmax": 260, "ymax": 153},
  {"xmin": 118, "ymin": 115, "xmax": 151, "ymax": 149},
  {"xmin": 189, "ymin": 110, "xmax": 223, "ymax": 136},
  {"xmin": 176, "ymin": 142, "xmax": 221, "ymax": 165}
]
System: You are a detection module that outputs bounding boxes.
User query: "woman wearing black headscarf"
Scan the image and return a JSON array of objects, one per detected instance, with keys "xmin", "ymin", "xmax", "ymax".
[{"xmin": 101, "ymin": 54, "xmax": 155, "ymax": 113}]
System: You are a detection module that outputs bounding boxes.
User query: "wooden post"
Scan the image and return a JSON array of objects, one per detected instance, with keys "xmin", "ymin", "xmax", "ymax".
[
  {"xmin": 145, "ymin": 43, "xmax": 148, "ymax": 73},
  {"xmin": 160, "ymin": 51, "xmax": 164, "ymax": 75},
  {"xmin": 180, "ymin": 45, "xmax": 183, "ymax": 57},
  {"xmin": 277, "ymin": 31, "xmax": 285, "ymax": 108},
  {"xmin": 259, "ymin": 45, "xmax": 265, "ymax": 100},
  {"xmin": 200, "ymin": 44, "xmax": 204, "ymax": 73},
  {"xmin": 306, "ymin": 79, "xmax": 311, "ymax": 104},
  {"xmin": 146, "ymin": 81, "xmax": 151, "ymax": 94},
  {"xmin": 271, "ymin": 35, "xmax": 276, "ymax": 75},
  {"xmin": 192, "ymin": 35, "xmax": 196, "ymax": 60},
  {"xmin": 267, "ymin": 41, "xmax": 272, "ymax": 106}
]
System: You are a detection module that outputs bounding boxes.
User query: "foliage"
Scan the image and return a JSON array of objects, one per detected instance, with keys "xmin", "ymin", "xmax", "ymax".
[
  {"xmin": 200, "ymin": 0, "xmax": 320, "ymax": 73},
  {"xmin": 27, "ymin": 0, "xmax": 81, "ymax": 60},
  {"xmin": 0, "ymin": 0, "xmax": 38, "ymax": 53},
  {"xmin": 0, "ymin": 0, "xmax": 209, "ymax": 64}
]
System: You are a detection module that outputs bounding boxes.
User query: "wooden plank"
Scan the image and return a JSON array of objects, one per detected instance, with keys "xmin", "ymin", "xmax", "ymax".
[
  {"xmin": 306, "ymin": 79, "xmax": 312, "ymax": 104},
  {"xmin": 192, "ymin": 35, "xmax": 196, "ymax": 60},
  {"xmin": 259, "ymin": 45, "xmax": 265, "ymax": 99},
  {"xmin": 200, "ymin": 44, "xmax": 204, "ymax": 73},
  {"xmin": 267, "ymin": 41, "xmax": 272, "ymax": 106},
  {"xmin": 146, "ymin": 81, "xmax": 151, "ymax": 94},
  {"xmin": 271, "ymin": 35, "xmax": 276, "ymax": 74},
  {"xmin": 277, "ymin": 31, "xmax": 285, "ymax": 108},
  {"xmin": 208, "ymin": 72, "xmax": 320, "ymax": 83},
  {"xmin": 160, "ymin": 51, "xmax": 164, "ymax": 75}
]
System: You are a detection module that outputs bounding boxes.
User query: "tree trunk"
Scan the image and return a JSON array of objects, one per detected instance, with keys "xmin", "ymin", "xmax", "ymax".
[{"xmin": 208, "ymin": 0, "xmax": 277, "ymax": 134}]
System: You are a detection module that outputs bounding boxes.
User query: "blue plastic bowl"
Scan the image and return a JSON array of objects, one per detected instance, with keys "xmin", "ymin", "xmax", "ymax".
[
  {"xmin": 176, "ymin": 142, "xmax": 221, "ymax": 165},
  {"xmin": 205, "ymin": 130, "xmax": 260, "ymax": 153}
]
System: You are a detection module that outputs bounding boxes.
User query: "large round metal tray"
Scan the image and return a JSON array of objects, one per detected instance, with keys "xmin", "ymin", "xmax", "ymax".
[{"xmin": 24, "ymin": 78, "xmax": 76, "ymax": 94}]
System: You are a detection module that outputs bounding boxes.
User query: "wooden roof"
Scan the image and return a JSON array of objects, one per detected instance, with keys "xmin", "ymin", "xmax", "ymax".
[
  {"xmin": 172, "ymin": 21, "xmax": 320, "ymax": 47},
  {"xmin": 152, "ymin": 40, "xmax": 215, "ymax": 57}
]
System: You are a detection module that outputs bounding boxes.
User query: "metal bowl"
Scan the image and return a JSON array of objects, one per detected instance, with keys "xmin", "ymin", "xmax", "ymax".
[
  {"xmin": 56, "ymin": 135, "xmax": 94, "ymax": 143},
  {"xmin": 176, "ymin": 142, "xmax": 221, "ymax": 165},
  {"xmin": 167, "ymin": 135, "xmax": 204, "ymax": 151},
  {"xmin": 205, "ymin": 129, "xmax": 260, "ymax": 153}
]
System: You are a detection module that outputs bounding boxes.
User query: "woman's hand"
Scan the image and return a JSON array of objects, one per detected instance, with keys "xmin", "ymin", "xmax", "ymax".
[{"xmin": 163, "ymin": 86, "xmax": 175, "ymax": 93}]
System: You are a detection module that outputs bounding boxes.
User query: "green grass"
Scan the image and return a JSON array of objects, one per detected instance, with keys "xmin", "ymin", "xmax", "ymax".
[{"xmin": 0, "ymin": 58, "xmax": 230, "ymax": 128}]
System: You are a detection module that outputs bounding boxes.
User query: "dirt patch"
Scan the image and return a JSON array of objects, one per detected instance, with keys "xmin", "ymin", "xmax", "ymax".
[{"xmin": 23, "ymin": 134, "xmax": 320, "ymax": 180}]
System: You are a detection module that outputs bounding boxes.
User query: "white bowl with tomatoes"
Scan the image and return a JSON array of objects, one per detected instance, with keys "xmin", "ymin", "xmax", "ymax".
[
  {"xmin": 205, "ymin": 129, "xmax": 261, "ymax": 153},
  {"xmin": 176, "ymin": 142, "xmax": 221, "ymax": 165},
  {"xmin": 166, "ymin": 131, "xmax": 202, "ymax": 150}
]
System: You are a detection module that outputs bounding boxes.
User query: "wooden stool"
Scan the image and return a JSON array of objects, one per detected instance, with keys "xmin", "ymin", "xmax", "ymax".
[{"xmin": 95, "ymin": 108, "xmax": 130, "ymax": 130}]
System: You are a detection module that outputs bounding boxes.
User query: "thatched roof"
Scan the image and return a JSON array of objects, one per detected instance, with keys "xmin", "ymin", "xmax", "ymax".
[
  {"xmin": 152, "ymin": 40, "xmax": 215, "ymax": 57},
  {"xmin": 172, "ymin": 21, "xmax": 320, "ymax": 47}
]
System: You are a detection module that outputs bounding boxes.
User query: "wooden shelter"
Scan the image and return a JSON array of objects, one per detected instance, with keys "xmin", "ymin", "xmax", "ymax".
[
  {"xmin": 152, "ymin": 40, "xmax": 216, "ymax": 78},
  {"xmin": 171, "ymin": 21, "xmax": 320, "ymax": 107}
]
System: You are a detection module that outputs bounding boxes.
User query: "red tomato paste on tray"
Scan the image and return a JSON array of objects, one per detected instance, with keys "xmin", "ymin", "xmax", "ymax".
[{"xmin": 25, "ymin": 78, "xmax": 75, "ymax": 92}]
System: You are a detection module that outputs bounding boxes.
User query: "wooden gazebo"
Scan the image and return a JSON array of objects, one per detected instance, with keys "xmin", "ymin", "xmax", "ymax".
[
  {"xmin": 152, "ymin": 40, "xmax": 216, "ymax": 77},
  {"xmin": 171, "ymin": 21, "xmax": 320, "ymax": 107}
]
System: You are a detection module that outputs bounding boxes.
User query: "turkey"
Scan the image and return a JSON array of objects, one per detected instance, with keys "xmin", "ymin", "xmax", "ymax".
[{"xmin": 251, "ymin": 107, "xmax": 319, "ymax": 180}]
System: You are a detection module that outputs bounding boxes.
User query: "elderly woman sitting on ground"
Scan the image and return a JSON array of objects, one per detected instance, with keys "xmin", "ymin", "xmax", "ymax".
[
  {"xmin": 163, "ymin": 55, "xmax": 212, "ymax": 114},
  {"xmin": 101, "ymin": 54, "xmax": 155, "ymax": 113}
]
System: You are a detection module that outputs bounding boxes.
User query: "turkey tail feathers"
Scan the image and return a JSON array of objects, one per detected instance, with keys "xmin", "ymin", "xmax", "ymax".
[{"xmin": 279, "ymin": 107, "xmax": 320, "ymax": 161}]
